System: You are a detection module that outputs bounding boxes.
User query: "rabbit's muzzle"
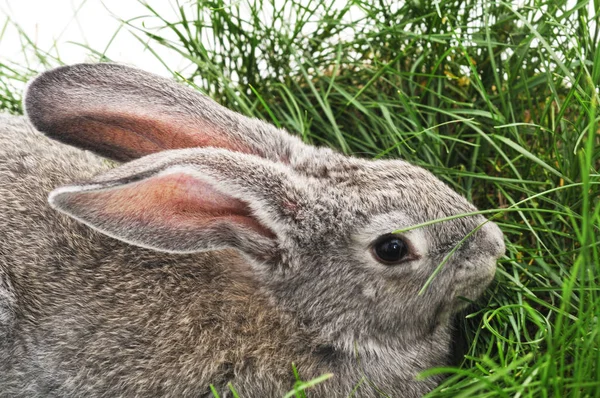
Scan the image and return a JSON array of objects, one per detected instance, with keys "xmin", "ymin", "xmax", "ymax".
[
  {"xmin": 448, "ymin": 221, "xmax": 505, "ymax": 302},
  {"xmin": 481, "ymin": 221, "xmax": 506, "ymax": 260}
]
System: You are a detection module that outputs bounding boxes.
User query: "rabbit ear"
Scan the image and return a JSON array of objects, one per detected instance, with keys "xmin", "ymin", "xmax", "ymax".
[
  {"xmin": 25, "ymin": 63, "xmax": 303, "ymax": 163},
  {"xmin": 48, "ymin": 148, "xmax": 297, "ymax": 259}
]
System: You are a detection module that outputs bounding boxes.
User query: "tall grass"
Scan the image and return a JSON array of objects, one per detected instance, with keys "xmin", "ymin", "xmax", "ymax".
[{"xmin": 1, "ymin": 0, "xmax": 599, "ymax": 396}]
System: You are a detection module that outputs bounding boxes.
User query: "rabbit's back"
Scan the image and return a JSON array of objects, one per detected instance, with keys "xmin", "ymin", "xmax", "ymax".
[
  {"xmin": 0, "ymin": 114, "xmax": 319, "ymax": 397},
  {"xmin": 0, "ymin": 114, "xmax": 109, "ymax": 248}
]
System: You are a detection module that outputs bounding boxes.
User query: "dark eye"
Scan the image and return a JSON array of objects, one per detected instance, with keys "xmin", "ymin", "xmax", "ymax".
[{"xmin": 372, "ymin": 235, "xmax": 409, "ymax": 264}]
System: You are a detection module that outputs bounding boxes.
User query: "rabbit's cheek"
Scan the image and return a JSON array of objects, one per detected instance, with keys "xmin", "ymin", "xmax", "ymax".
[
  {"xmin": 361, "ymin": 285, "xmax": 378, "ymax": 299},
  {"xmin": 0, "ymin": 270, "xmax": 16, "ymax": 336}
]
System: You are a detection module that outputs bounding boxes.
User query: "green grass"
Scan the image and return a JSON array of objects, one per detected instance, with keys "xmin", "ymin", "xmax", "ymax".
[{"xmin": 1, "ymin": 0, "xmax": 599, "ymax": 396}]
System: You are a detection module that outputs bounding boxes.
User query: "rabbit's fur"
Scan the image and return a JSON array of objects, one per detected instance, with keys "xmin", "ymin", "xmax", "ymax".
[{"xmin": 0, "ymin": 64, "xmax": 505, "ymax": 397}]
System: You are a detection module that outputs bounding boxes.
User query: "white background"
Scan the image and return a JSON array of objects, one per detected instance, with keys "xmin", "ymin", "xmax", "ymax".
[{"xmin": 1, "ymin": 0, "xmax": 184, "ymax": 77}]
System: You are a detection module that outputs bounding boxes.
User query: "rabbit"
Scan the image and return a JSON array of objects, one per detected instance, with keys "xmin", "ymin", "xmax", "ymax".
[{"xmin": 0, "ymin": 63, "xmax": 505, "ymax": 398}]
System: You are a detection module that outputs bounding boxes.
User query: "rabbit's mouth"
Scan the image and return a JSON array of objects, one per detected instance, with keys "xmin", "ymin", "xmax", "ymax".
[{"xmin": 451, "ymin": 260, "xmax": 497, "ymax": 304}]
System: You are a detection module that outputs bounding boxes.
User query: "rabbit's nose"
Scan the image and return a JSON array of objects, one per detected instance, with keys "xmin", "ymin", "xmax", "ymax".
[{"xmin": 480, "ymin": 221, "xmax": 505, "ymax": 259}]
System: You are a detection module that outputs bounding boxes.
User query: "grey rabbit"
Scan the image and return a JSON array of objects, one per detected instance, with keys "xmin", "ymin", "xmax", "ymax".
[{"xmin": 0, "ymin": 64, "xmax": 505, "ymax": 397}]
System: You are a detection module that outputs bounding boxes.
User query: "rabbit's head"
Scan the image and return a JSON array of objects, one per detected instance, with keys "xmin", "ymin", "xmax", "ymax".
[{"xmin": 25, "ymin": 64, "xmax": 505, "ymax": 354}]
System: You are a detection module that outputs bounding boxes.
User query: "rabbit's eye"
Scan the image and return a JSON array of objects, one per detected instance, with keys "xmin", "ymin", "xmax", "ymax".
[{"xmin": 372, "ymin": 235, "xmax": 409, "ymax": 264}]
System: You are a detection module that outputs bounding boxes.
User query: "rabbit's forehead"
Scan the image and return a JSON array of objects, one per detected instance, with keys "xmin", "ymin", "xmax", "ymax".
[
  {"xmin": 357, "ymin": 207, "xmax": 484, "ymax": 247},
  {"xmin": 303, "ymin": 159, "xmax": 483, "ymax": 243},
  {"xmin": 315, "ymin": 159, "xmax": 470, "ymax": 205},
  {"xmin": 317, "ymin": 161, "xmax": 477, "ymax": 219}
]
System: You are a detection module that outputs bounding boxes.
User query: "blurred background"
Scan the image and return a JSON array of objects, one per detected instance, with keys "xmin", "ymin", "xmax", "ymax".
[{"xmin": 1, "ymin": 0, "xmax": 599, "ymax": 396}]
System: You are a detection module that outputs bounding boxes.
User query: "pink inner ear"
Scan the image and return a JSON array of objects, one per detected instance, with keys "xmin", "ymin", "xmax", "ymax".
[
  {"xmin": 77, "ymin": 172, "xmax": 275, "ymax": 239},
  {"xmin": 54, "ymin": 110, "xmax": 253, "ymax": 161}
]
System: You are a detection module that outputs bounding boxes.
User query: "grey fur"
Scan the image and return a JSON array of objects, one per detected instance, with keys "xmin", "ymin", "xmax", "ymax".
[{"xmin": 0, "ymin": 64, "xmax": 505, "ymax": 397}]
